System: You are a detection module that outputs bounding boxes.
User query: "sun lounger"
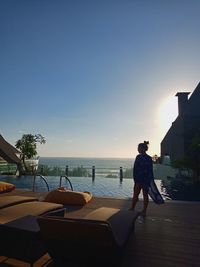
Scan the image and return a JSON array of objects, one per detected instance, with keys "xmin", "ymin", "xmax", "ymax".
[
  {"xmin": 0, "ymin": 201, "xmax": 64, "ymax": 224},
  {"xmin": 0, "ymin": 209, "xmax": 65, "ymax": 267},
  {"xmin": 38, "ymin": 207, "xmax": 138, "ymax": 266},
  {"xmin": 0, "ymin": 192, "xmax": 65, "ymax": 265},
  {"xmin": 0, "ymin": 203, "xmax": 65, "ymax": 266},
  {"xmin": 0, "ymin": 195, "xmax": 38, "ymax": 209}
]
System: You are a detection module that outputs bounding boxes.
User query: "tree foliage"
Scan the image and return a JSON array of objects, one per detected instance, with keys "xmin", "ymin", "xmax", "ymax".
[{"xmin": 16, "ymin": 134, "xmax": 46, "ymax": 160}]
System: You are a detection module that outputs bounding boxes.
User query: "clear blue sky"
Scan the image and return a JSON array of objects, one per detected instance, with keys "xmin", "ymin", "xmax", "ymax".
[{"xmin": 1, "ymin": 0, "xmax": 200, "ymax": 158}]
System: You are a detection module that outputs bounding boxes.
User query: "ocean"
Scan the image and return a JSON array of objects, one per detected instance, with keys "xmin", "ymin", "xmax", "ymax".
[
  {"xmin": 39, "ymin": 157, "xmax": 133, "ymax": 169},
  {"xmin": 39, "ymin": 157, "xmax": 134, "ymax": 178}
]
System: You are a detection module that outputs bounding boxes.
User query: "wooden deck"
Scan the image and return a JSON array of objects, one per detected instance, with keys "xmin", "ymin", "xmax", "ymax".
[{"xmin": 0, "ymin": 191, "xmax": 200, "ymax": 266}]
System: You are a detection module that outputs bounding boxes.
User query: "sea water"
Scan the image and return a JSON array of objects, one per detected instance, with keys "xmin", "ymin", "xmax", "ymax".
[{"xmin": 39, "ymin": 157, "xmax": 133, "ymax": 170}]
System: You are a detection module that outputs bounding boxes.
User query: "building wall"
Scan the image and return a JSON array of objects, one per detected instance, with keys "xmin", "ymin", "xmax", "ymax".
[
  {"xmin": 161, "ymin": 83, "xmax": 200, "ymax": 163},
  {"xmin": 161, "ymin": 117, "xmax": 185, "ymax": 162},
  {"xmin": 183, "ymin": 116, "xmax": 200, "ymax": 156}
]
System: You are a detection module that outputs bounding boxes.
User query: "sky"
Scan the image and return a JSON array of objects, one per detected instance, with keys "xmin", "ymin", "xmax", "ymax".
[{"xmin": 1, "ymin": 0, "xmax": 200, "ymax": 158}]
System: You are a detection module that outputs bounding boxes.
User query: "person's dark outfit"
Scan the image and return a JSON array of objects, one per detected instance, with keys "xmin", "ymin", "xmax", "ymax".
[{"xmin": 133, "ymin": 154, "xmax": 164, "ymax": 204}]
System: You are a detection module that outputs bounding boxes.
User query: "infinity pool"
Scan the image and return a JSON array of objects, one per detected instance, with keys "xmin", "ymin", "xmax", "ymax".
[{"xmin": 0, "ymin": 175, "xmax": 163, "ymax": 199}]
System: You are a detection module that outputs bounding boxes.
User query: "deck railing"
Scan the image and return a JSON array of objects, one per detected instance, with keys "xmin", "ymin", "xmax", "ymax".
[{"xmin": 38, "ymin": 164, "xmax": 132, "ymax": 181}]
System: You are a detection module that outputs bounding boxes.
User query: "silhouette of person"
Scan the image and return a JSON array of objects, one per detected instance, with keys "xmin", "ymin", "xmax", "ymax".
[{"xmin": 130, "ymin": 141, "xmax": 153, "ymax": 216}]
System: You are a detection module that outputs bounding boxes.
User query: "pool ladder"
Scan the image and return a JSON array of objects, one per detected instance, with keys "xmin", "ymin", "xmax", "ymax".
[
  {"xmin": 32, "ymin": 174, "xmax": 73, "ymax": 192},
  {"xmin": 59, "ymin": 175, "xmax": 73, "ymax": 191},
  {"xmin": 32, "ymin": 174, "xmax": 50, "ymax": 192}
]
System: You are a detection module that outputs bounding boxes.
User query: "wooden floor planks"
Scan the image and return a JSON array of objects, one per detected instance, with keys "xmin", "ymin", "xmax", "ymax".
[{"xmin": 0, "ymin": 191, "xmax": 200, "ymax": 266}]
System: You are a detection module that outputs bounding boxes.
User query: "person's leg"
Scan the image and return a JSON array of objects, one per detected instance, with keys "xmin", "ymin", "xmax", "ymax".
[
  {"xmin": 130, "ymin": 183, "xmax": 141, "ymax": 210},
  {"xmin": 141, "ymin": 188, "xmax": 149, "ymax": 216}
]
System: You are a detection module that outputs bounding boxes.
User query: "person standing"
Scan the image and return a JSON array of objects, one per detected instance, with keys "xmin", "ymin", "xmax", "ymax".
[
  {"xmin": 130, "ymin": 141, "xmax": 164, "ymax": 216},
  {"xmin": 129, "ymin": 141, "xmax": 152, "ymax": 216}
]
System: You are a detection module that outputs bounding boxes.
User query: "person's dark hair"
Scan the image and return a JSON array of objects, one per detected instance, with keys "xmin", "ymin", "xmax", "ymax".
[{"xmin": 138, "ymin": 141, "xmax": 149, "ymax": 151}]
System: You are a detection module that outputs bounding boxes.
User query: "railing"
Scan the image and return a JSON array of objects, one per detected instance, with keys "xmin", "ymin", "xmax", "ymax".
[
  {"xmin": 0, "ymin": 163, "xmax": 17, "ymax": 175},
  {"xmin": 32, "ymin": 174, "xmax": 50, "ymax": 192},
  {"xmin": 37, "ymin": 164, "xmax": 133, "ymax": 182},
  {"xmin": 64, "ymin": 165, "xmax": 127, "ymax": 180}
]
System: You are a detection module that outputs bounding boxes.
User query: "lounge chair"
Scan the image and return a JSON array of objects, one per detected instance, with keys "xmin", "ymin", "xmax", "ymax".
[
  {"xmin": 0, "ymin": 198, "xmax": 65, "ymax": 266},
  {"xmin": 0, "ymin": 200, "xmax": 64, "ymax": 224},
  {"xmin": 0, "ymin": 195, "xmax": 38, "ymax": 209},
  {"xmin": 38, "ymin": 207, "xmax": 138, "ymax": 266}
]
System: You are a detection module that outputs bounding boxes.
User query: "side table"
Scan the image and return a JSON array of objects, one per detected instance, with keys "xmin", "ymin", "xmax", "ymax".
[{"xmin": 0, "ymin": 215, "xmax": 47, "ymax": 267}]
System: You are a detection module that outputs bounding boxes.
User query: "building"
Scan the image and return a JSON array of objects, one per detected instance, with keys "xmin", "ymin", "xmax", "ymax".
[
  {"xmin": 161, "ymin": 82, "xmax": 200, "ymax": 162},
  {"xmin": 0, "ymin": 135, "xmax": 21, "ymax": 164}
]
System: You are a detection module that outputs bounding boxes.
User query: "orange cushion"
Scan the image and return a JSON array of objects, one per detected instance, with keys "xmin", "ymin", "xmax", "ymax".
[
  {"xmin": 0, "ymin": 182, "xmax": 16, "ymax": 194},
  {"xmin": 44, "ymin": 188, "xmax": 92, "ymax": 205}
]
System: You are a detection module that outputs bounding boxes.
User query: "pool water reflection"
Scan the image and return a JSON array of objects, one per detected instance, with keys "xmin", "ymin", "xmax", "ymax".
[{"xmin": 0, "ymin": 175, "xmax": 163, "ymax": 199}]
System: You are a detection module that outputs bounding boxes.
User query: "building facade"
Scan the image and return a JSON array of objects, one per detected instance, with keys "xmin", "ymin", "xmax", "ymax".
[{"xmin": 161, "ymin": 82, "xmax": 200, "ymax": 162}]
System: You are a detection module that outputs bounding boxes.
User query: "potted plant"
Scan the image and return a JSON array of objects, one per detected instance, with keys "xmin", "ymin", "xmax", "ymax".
[{"xmin": 15, "ymin": 134, "xmax": 46, "ymax": 174}]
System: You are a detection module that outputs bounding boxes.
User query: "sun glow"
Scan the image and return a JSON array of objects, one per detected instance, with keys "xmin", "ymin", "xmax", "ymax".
[{"xmin": 158, "ymin": 96, "xmax": 178, "ymax": 135}]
